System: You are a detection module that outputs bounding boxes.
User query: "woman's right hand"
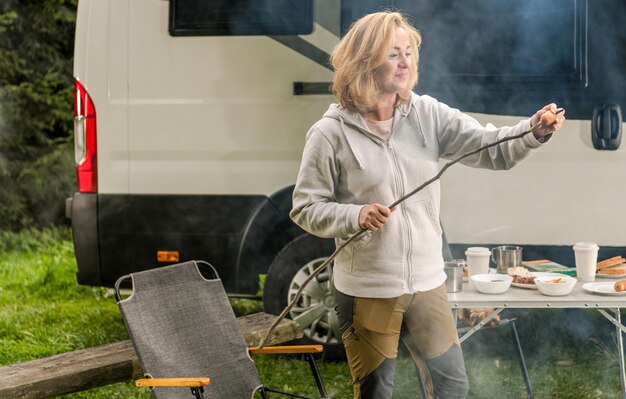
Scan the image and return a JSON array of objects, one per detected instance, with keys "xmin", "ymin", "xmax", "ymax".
[{"xmin": 358, "ymin": 203, "xmax": 395, "ymax": 231}]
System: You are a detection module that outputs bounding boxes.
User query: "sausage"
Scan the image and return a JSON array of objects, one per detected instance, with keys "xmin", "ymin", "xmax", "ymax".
[
  {"xmin": 614, "ymin": 279, "xmax": 626, "ymax": 292},
  {"xmin": 540, "ymin": 110, "xmax": 557, "ymax": 126}
]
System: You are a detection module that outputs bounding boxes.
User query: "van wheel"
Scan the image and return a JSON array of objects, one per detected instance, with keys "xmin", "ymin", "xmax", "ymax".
[{"xmin": 263, "ymin": 234, "xmax": 345, "ymax": 359}]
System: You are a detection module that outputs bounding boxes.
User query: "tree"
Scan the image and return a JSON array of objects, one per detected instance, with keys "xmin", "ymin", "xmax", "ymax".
[{"xmin": 0, "ymin": 0, "xmax": 77, "ymax": 230}]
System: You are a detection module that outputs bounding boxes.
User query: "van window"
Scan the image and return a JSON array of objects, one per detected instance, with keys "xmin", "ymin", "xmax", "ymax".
[
  {"xmin": 342, "ymin": 0, "xmax": 586, "ymax": 87},
  {"xmin": 341, "ymin": 0, "xmax": 594, "ymax": 118},
  {"xmin": 169, "ymin": 0, "xmax": 314, "ymax": 36}
]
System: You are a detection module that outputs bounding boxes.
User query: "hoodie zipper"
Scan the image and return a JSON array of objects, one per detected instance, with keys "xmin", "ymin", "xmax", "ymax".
[{"xmin": 385, "ymin": 141, "xmax": 413, "ymax": 289}]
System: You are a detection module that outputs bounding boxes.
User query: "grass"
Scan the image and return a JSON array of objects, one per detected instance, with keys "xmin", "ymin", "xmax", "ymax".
[
  {"xmin": 0, "ymin": 228, "xmax": 625, "ymax": 398},
  {"xmin": 0, "ymin": 228, "xmax": 128, "ymax": 365}
]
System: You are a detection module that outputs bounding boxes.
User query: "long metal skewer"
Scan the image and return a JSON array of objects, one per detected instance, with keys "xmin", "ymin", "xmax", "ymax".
[{"xmin": 258, "ymin": 111, "xmax": 561, "ymax": 349}]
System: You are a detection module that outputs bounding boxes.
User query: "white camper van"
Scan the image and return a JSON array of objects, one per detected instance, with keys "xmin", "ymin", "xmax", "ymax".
[{"xmin": 67, "ymin": 0, "xmax": 626, "ymax": 351}]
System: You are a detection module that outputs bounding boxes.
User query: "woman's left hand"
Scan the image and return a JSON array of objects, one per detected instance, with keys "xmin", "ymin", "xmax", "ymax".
[{"xmin": 530, "ymin": 103, "xmax": 566, "ymax": 142}]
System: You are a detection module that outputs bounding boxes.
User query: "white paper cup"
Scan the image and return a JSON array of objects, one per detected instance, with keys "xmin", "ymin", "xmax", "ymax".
[
  {"xmin": 573, "ymin": 242, "xmax": 599, "ymax": 282},
  {"xmin": 465, "ymin": 247, "xmax": 491, "ymax": 277}
]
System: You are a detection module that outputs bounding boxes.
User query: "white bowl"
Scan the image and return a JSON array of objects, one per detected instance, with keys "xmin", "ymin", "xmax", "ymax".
[
  {"xmin": 470, "ymin": 273, "xmax": 513, "ymax": 294},
  {"xmin": 534, "ymin": 275, "xmax": 577, "ymax": 296}
]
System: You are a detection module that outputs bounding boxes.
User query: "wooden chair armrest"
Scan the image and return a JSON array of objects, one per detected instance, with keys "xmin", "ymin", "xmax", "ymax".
[
  {"xmin": 136, "ymin": 377, "xmax": 211, "ymax": 387},
  {"xmin": 249, "ymin": 345, "xmax": 323, "ymax": 355}
]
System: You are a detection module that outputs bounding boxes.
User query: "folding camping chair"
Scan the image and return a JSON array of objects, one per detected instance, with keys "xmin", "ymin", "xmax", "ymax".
[{"xmin": 114, "ymin": 260, "xmax": 328, "ymax": 399}]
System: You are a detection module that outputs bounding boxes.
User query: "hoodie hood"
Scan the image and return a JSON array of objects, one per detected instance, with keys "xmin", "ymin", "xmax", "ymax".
[
  {"xmin": 322, "ymin": 103, "xmax": 370, "ymax": 134},
  {"xmin": 322, "ymin": 97, "xmax": 427, "ymax": 147}
]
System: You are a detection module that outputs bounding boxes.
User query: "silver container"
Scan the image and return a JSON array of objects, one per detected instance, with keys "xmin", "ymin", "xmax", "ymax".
[
  {"xmin": 491, "ymin": 245, "xmax": 523, "ymax": 274},
  {"xmin": 444, "ymin": 261, "xmax": 464, "ymax": 293}
]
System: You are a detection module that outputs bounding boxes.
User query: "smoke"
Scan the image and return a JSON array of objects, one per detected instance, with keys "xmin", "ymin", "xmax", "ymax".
[
  {"xmin": 450, "ymin": 308, "xmax": 624, "ymax": 396},
  {"xmin": 402, "ymin": 0, "xmax": 626, "ymax": 120}
]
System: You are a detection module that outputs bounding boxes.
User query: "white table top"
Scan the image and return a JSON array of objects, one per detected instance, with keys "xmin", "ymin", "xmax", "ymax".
[{"xmin": 448, "ymin": 280, "xmax": 626, "ymax": 309}]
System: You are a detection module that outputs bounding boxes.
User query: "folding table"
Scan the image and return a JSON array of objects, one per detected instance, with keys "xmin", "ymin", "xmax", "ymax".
[{"xmin": 448, "ymin": 280, "xmax": 626, "ymax": 398}]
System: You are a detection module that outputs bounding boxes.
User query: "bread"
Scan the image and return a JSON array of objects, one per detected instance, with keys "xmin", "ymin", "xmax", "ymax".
[
  {"xmin": 597, "ymin": 264, "xmax": 626, "ymax": 275},
  {"xmin": 596, "ymin": 256, "xmax": 626, "ymax": 271}
]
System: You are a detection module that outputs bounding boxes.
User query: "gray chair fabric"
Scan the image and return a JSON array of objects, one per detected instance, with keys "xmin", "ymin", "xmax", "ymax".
[{"xmin": 118, "ymin": 261, "xmax": 262, "ymax": 399}]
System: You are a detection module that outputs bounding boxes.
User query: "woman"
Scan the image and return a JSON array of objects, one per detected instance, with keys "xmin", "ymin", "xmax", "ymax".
[{"xmin": 290, "ymin": 11, "xmax": 565, "ymax": 399}]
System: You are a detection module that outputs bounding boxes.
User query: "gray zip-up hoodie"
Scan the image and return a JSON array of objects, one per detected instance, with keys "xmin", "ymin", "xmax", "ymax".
[{"xmin": 291, "ymin": 92, "xmax": 545, "ymax": 298}]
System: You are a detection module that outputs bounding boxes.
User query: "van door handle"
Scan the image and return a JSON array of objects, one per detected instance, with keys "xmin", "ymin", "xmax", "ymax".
[{"xmin": 592, "ymin": 103, "xmax": 622, "ymax": 150}]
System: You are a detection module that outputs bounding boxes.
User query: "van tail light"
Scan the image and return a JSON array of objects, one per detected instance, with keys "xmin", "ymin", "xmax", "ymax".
[{"xmin": 74, "ymin": 79, "xmax": 98, "ymax": 193}]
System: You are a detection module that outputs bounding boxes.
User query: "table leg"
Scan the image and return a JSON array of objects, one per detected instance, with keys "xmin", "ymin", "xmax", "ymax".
[
  {"xmin": 616, "ymin": 310, "xmax": 626, "ymax": 399},
  {"xmin": 598, "ymin": 309, "xmax": 626, "ymax": 335},
  {"xmin": 597, "ymin": 308, "xmax": 626, "ymax": 398},
  {"xmin": 457, "ymin": 308, "xmax": 504, "ymax": 343}
]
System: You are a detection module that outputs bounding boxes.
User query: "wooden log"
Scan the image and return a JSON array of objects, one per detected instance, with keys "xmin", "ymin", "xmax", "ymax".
[
  {"xmin": 0, "ymin": 312, "xmax": 303, "ymax": 399},
  {"xmin": 238, "ymin": 311, "xmax": 303, "ymax": 347},
  {"xmin": 0, "ymin": 341, "xmax": 141, "ymax": 399}
]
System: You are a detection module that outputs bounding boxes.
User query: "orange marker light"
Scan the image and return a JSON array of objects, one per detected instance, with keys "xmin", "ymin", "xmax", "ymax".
[{"xmin": 157, "ymin": 251, "xmax": 180, "ymax": 263}]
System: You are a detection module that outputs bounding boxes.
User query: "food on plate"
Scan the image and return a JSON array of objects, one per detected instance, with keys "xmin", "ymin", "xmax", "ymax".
[
  {"xmin": 597, "ymin": 264, "xmax": 626, "ymax": 276},
  {"xmin": 596, "ymin": 256, "xmax": 626, "ymax": 271},
  {"xmin": 507, "ymin": 266, "xmax": 535, "ymax": 284},
  {"xmin": 614, "ymin": 280, "xmax": 626, "ymax": 292},
  {"xmin": 547, "ymin": 277, "xmax": 566, "ymax": 284}
]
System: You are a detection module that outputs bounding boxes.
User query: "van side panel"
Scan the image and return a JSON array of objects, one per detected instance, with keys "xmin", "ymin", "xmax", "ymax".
[
  {"xmin": 72, "ymin": 0, "xmax": 337, "ymax": 289},
  {"xmin": 441, "ymin": 116, "xmax": 626, "ymax": 248},
  {"xmin": 126, "ymin": 0, "xmax": 333, "ymax": 196},
  {"xmin": 99, "ymin": 0, "xmax": 130, "ymax": 193}
]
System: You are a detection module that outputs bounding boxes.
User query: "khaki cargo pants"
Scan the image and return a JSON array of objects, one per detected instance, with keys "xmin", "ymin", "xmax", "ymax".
[{"xmin": 334, "ymin": 284, "xmax": 469, "ymax": 399}]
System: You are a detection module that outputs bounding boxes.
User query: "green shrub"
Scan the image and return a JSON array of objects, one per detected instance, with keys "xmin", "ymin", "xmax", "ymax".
[{"xmin": 0, "ymin": 0, "xmax": 77, "ymax": 230}]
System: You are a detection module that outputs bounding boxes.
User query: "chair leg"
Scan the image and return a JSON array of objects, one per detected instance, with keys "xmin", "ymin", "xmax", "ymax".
[
  {"xmin": 511, "ymin": 321, "xmax": 532, "ymax": 398},
  {"xmin": 258, "ymin": 386, "xmax": 269, "ymax": 399},
  {"xmin": 190, "ymin": 386, "xmax": 205, "ymax": 399},
  {"xmin": 305, "ymin": 353, "xmax": 328, "ymax": 399}
]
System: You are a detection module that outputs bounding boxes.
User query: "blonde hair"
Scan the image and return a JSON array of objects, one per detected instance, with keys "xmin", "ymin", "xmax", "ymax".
[{"xmin": 331, "ymin": 11, "xmax": 421, "ymax": 113}]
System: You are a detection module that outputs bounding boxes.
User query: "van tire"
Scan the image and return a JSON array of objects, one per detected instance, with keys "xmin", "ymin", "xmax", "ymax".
[{"xmin": 263, "ymin": 234, "xmax": 345, "ymax": 359}]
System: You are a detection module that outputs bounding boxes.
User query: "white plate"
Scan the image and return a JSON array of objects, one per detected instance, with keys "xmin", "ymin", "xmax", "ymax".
[
  {"xmin": 596, "ymin": 273, "xmax": 626, "ymax": 279},
  {"xmin": 582, "ymin": 282, "xmax": 626, "ymax": 296},
  {"xmin": 511, "ymin": 272, "xmax": 563, "ymax": 289}
]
